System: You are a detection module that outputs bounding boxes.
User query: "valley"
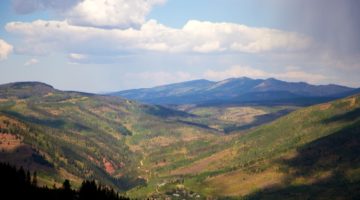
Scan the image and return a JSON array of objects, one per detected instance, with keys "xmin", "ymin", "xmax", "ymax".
[
  {"xmin": 2, "ymin": 0, "xmax": 359, "ymax": 199},
  {"xmin": 0, "ymin": 81, "xmax": 359, "ymax": 199},
  {"xmin": 128, "ymin": 93, "xmax": 360, "ymax": 199},
  {"xmin": 2, "ymin": 0, "xmax": 359, "ymax": 198}
]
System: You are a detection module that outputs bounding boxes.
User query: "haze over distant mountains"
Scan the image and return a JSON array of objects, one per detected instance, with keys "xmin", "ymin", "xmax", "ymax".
[{"xmin": 111, "ymin": 77, "xmax": 358, "ymax": 105}]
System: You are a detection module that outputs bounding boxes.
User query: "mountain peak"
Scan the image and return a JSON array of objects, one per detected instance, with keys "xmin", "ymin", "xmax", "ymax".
[
  {"xmin": 264, "ymin": 77, "xmax": 283, "ymax": 82},
  {"xmin": 238, "ymin": 76, "xmax": 253, "ymax": 80},
  {"xmin": 223, "ymin": 76, "xmax": 253, "ymax": 81},
  {"xmin": 210, "ymin": 77, "xmax": 257, "ymax": 89}
]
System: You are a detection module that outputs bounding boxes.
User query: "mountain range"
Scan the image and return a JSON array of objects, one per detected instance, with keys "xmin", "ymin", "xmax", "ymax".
[{"xmin": 112, "ymin": 77, "xmax": 358, "ymax": 105}]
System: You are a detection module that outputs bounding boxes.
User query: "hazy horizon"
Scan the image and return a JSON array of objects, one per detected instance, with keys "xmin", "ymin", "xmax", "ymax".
[
  {"xmin": 0, "ymin": 75, "xmax": 358, "ymax": 94},
  {"xmin": 1, "ymin": 0, "xmax": 359, "ymax": 92}
]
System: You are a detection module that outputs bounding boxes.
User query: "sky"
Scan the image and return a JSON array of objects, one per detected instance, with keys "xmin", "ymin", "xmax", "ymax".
[{"xmin": 0, "ymin": 0, "xmax": 359, "ymax": 92}]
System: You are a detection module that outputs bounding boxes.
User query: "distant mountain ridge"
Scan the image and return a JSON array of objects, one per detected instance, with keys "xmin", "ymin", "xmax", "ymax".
[{"xmin": 111, "ymin": 77, "xmax": 358, "ymax": 105}]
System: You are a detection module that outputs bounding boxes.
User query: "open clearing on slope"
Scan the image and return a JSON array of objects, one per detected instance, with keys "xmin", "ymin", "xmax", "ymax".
[
  {"xmin": 170, "ymin": 148, "xmax": 235, "ymax": 175},
  {"xmin": 204, "ymin": 167, "xmax": 285, "ymax": 196}
]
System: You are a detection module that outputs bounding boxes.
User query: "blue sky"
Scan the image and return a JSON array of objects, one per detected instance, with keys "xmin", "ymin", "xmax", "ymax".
[{"xmin": 0, "ymin": 0, "xmax": 359, "ymax": 92}]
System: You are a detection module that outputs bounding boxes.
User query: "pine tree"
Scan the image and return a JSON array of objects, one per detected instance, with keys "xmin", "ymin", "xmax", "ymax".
[
  {"xmin": 26, "ymin": 170, "xmax": 31, "ymax": 185},
  {"xmin": 32, "ymin": 171, "xmax": 38, "ymax": 186},
  {"xmin": 63, "ymin": 179, "xmax": 71, "ymax": 191}
]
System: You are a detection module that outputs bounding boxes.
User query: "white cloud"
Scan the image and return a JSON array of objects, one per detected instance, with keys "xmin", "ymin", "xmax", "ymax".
[
  {"xmin": 5, "ymin": 19, "xmax": 311, "ymax": 58},
  {"xmin": 204, "ymin": 65, "xmax": 326, "ymax": 84},
  {"xmin": 0, "ymin": 39, "xmax": 13, "ymax": 60},
  {"xmin": 24, "ymin": 58, "xmax": 38, "ymax": 66},
  {"xmin": 66, "ymin": 0, "xmax": 166, "ymax": 28},
  {"xmin": 183, "ymin": 20, "xmax": 310, "ymax": 53},
  {"xmin": 11, "ymin": 0, "xmax": 165, "ymax": 29},
  {"xmin": 193, "ymin": 41, "xmax": 222, "ymax": 53}
]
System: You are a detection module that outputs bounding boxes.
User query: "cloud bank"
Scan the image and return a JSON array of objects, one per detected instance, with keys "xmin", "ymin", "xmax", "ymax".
[
  {"xmin": 7, "ymin": 0, "xmax": 311, "ymax": 61},
  {"xmin": 6, "ymin": 19, "xmax": 310, "ymax": 58}
]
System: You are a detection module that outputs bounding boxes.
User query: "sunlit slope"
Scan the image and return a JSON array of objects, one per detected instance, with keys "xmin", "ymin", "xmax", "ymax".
[
  {"xmin": 1, "ymin": 82, "xmax": 359, "ymax": 199},
  {"xmin": 0, "ymin": 82, "xmax": 218, "ymax": 191},
  {"xmin": 133, "ymin": 94, "xmax": 360, "ymax": 199}
]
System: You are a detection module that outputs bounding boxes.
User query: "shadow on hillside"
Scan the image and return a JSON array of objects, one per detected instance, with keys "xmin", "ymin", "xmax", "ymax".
[
  {"xmin": 2, "ymin": 110, "xmax": 91, "ymax": 131},
  {"xmin": 224, "ymin": 109, "xmax": 294, "ymax": 133},
  {"xmin": 323, "ymin": 107, "xmax": 360, "ymax": 123},
  {"xmin": 142, "ymin": 104, "xmax": 195, "ymax": 118},
  {"xmin": 0, "ymin": 145, "xmax": 54, "ymax": 173},
  {"xmin": 2, "ymin": 110, "xmax": 65, "ymax": 128},
  {"xmin": 244, "ymin": 113, "xmax": 360, "ymax": 199},
  {"xmin": 177, "ymin": 119, "xmax": 220, "ymax": 132},
  {"xmin": 281, "ymin": 123, "xmax": 360, "ymax": 177}
]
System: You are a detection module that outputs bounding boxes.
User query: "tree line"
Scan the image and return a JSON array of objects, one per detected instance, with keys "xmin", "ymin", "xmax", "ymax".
[{"xmin": 0, "ymin": 162, "xmax": 129, "ymax": 200}]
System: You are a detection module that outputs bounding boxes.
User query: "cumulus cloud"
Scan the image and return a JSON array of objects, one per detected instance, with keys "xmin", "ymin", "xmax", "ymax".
[
  {"xmin": 0, "ymin": 39, "xmax": 13, "ymax": 60},
  {"xmin": 24, "ymin": 58, "xmax": 39, "ymax": 66},
  {"xmin": 204, "ymin": 65, "xmax": 326, "ymax": 84},
  {"xmin": 5, "ymin": 19, "xmax": 310, "ymax": 58},
  {"xmin": 66, "ymin": 0, "xmax": 166, "ymax": 28},
  {"xmin": 183, "ymin": 20, "xmax": 310, "ymax": 53},
  {"xmin": 11, "ymin": 0, "xmax": 165, "ymax": 29}
]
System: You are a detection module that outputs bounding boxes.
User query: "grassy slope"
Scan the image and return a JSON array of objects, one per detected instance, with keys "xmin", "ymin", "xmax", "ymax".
[
  {"xmin": 170, "ymin": 104, "xmax": 297, "ymax": 133},
  {"xmin": 0, "ymin": 84, "xmax": 219, "ymax": 191},
  {"xmin": 1, "ymin": 83, "xmax": 359, "ymax": 199},
  {"xmin": 1, "ymin": 83, "xmax": 288, "ymax": 195},
  {"xmin": 130, "ymin": 94, "xmax": 360, "ymax": 199}
]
